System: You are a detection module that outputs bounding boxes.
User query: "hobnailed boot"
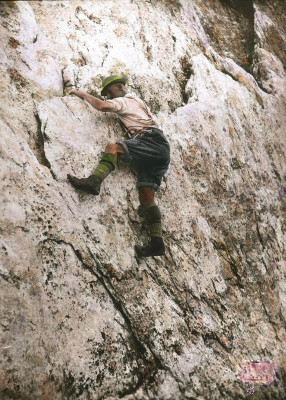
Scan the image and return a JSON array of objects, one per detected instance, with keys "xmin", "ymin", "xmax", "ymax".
[
  {"xmin": 67, "ymin": 174, "xmax": 102, "ymax": 195},
  {"xmin": 135, "ymin": 205, "xmax": 165, "ymax": 257},
  {"xmin": 135, "ymin": 237, "xmax": 165, "ymax": 257},
  {"xmin": 67, "ymin": 153, "xmax": 117, "ymax": 195}
]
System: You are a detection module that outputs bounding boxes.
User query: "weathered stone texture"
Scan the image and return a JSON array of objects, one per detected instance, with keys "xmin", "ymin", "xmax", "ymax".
[{"xmin": 0, "ymin": 1, "xmax": 285, "ymax": 399}]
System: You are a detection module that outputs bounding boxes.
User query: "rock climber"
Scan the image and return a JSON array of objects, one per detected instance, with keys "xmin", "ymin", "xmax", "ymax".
[{"xmin": 67, "ymin": 75, "xmax": 170, "ymax": 257}]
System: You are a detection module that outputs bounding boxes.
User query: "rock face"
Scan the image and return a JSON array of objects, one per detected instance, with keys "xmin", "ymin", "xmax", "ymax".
[{"xmin": 0, "ymin": 1, "xmax": 286, "ymax": 399}]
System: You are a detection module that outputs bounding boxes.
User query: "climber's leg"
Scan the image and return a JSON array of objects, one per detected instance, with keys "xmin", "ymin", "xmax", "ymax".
[
  {"xmin": 93, "ymin": 143, "xmax": 123, "ymax": 181},
  {"xmin": 138, "ymin": 186, "xmax": 155, "ymax": 208},
  {"xmin": 135, "ymin": 187, "xmax": 165, "ymax": 257},
  {"xmin": 105, "ymin": 143, "xmax": 125, "ymax": 157},
  {"xmin": 67, "ymin": 143, "xmax": 124, "ymax": 195}
]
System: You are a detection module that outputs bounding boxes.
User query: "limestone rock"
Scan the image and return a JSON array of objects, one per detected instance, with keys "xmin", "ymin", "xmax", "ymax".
[{"xmin": 0, "ymin": 1, "xmax": 285, "ymax": 399}]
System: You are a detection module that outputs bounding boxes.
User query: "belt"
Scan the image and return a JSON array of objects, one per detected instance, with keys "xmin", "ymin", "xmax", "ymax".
[{"xmin": 128, "ymin": 126, "xmax": 161, "ymax": 139}]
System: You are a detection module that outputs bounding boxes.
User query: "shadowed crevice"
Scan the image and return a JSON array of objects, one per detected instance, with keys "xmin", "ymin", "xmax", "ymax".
[{"xmin": 33, "ymin": 112, "xmax": 56, "ymax": 180}]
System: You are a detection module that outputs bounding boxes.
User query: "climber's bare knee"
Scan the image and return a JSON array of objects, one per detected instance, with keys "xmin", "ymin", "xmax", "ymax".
[
  {"xmin": 139, "ymin": 187, "xmax": 155, "ymax": 208},
  {"xmin": 105, "ymin": 143, "xmax": 124, "ymax": 156}
]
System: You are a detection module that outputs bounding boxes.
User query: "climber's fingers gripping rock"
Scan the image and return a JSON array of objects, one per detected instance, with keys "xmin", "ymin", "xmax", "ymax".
[{"xmin": 69, "ymin": 88, "xmax": 79, "ymax": 96}]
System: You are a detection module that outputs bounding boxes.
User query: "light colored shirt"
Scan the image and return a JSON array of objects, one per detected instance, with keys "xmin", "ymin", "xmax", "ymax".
[{"xmin": 106, "ymin": 94, "xmax": 159, "ymax": 137}]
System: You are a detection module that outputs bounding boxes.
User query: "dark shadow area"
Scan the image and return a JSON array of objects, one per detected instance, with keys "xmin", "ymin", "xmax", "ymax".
[{"xmin": 196, "ymin": 0, "xmax": 255, "ymax": 72}]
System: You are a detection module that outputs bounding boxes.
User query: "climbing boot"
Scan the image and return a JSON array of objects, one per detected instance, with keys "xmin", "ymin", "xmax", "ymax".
[
  {"xmin": 67, "ymin": 174, "xmax": 102, "ymax": 195},
  {"xmin": 135, "ymin": 237, "xmax": 165, "ymax": 257},
  {"xmin": 67, "ymin": 153, "xmax": 117, "ymax": 195}
]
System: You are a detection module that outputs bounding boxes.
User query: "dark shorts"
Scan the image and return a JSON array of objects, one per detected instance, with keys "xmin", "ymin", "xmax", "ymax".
[{"xmin": 117, "ymin": 127, "xmax": 170, "ymax": 191}]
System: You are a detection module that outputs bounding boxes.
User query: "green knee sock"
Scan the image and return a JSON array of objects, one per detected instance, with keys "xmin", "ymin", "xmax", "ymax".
[
  {"xmin": 145, "ymin": 205, "xmax": 162, "ymax": 238},
  {"xmin": 94, "ymin": 153, "xmax": 117, "ymax": 181}
]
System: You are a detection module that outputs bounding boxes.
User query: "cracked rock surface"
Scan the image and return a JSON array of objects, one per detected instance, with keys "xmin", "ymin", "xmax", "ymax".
[{"xmin": 0, "ymin": 1, "xmax": 286, "ymax": 399}]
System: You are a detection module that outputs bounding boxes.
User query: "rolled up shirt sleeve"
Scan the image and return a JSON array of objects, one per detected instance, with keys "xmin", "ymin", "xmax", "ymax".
[{"xmin": 106, "ymin": 98, "xmax": 124, "ymax": 112}]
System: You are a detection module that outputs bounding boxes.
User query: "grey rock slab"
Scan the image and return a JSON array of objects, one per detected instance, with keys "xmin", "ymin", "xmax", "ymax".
[{"xmin": 0, "ymin": 0, "xmax": 286, "ymax": 399}]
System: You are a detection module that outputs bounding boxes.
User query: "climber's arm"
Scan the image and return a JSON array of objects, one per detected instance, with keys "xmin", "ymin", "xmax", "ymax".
[{"xmin": 69, "ymin": 89, "xmax": 114, "ymax": 112}]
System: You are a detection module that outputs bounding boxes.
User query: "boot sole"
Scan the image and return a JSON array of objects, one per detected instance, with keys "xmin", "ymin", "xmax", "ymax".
[
  {"xmin": 135, "ymin": 245, "xmax": 165, "ymax": 257},
  {"xmin": 67, "ymin": 174, "xmax": 101, "ymax": 195}
]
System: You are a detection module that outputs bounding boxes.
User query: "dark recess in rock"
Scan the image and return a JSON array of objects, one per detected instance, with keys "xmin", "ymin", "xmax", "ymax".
[
  {"xmin": 197, "ymin": 0, "xmax": 255, "ymax": 72},
  {"xmin": 33, "ymin": 112, "xmax": 52, "ymax": 169}
]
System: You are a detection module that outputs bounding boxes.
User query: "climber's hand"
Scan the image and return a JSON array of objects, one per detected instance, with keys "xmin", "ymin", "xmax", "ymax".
[
  {"xmin": 69, "ymin": 88, "xmax": 79, "ymax": 96},
  {"xmin": 69, "ymin": 89, "xmax": 85, "ymax": 100}
]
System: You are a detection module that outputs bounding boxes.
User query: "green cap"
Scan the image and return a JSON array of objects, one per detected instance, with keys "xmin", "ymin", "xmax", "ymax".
[{"xmin": 100, "ymin": 75, "xmax": 128, "ymax": 96}]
